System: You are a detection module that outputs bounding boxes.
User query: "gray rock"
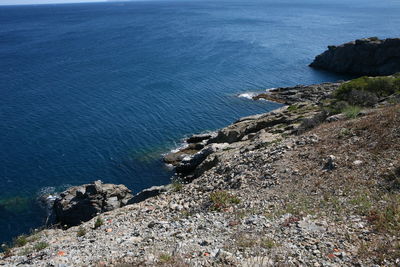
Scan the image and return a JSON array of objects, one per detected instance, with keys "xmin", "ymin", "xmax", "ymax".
[
  {"xmin": 186, "ymin": 133, "xmax": 213, "ymax": 143},
  {"xmin": 323, "ymin": 155, "xmax": 336, "ymax": 171},
  {"xmin": 175, "ymin": 143, "xmax": 228, "ymax": 175},
  {"xmin": 310, "ymin": 37, "xmax": 400, "ymax": 75},
  {"xmin": 127, "ymin": 185, "xmax": 168, "ymax": 205},
  {"xmin": 326, "ymin": 113, "xmax": 346, "ymax": 122},
  {"xmin": 53, "ymin": 180, "xmax": 133, "ymax": 226}
]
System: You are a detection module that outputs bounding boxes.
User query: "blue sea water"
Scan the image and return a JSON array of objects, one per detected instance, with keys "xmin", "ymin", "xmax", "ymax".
[{"xmin": 1, "ymin": 0, "xmax": 400, "ymax": 244}]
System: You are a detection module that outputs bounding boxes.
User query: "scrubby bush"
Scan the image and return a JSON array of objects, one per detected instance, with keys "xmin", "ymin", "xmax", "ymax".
[
  {"xmin": 325, "ymin": 100, "xmax": 349, "ymax": 115},
  {"xmin": 335, "ymin": 76, "xmax": 400, "ymax": 105},
  {"xmin": 347, "ymin": 90, "xmax": 378, "ymax": 107},
  {"xmin": 297, "ymin": 111, "xmax": 328, "ymax": 134}
]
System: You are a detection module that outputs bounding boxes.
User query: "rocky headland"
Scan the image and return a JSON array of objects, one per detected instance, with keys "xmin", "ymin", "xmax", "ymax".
[
  {"xmin": 310, "ymin": 37, "xmax": 400, "ymax": 76},
  {"xmin": 1, "ymin": 39, "xmax": 400, "ymax": 266}
]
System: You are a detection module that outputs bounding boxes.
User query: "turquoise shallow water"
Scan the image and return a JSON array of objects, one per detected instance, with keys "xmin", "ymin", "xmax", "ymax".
[{"xmin": 1, "ymin": 0, "xmax": 400, "ymax": 243}]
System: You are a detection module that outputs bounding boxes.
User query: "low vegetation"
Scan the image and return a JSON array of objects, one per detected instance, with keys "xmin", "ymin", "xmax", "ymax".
[
  {"xmin": 171, "ymin": 178, "xmax": 183, "ymax": 192},
  {"xmin": 342, "ymin": 105, "xmax": 361, "ymax": 118},
  {"xmin": 33, "ymin": 241, "xmax": 48, "ymax": 251},
  {"xmin": 335, "ymin": 75, "xmax": 400, "ymax": 103},
  {"xmin": 209, "ymin": 190, "xmax": 240, "ymax": 211},
  {"xmin": 77, "ymin": 226, "xmax": 87, "ymax": 237},
  {"xmin": 94, "ymin": 217, "xmax": 104, "ymax": 229}
]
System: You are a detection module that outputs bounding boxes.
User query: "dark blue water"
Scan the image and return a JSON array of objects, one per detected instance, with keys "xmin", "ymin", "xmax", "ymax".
[{"xmin": 1, "ymin": 0, "xmax": 400, "ymax": 244}]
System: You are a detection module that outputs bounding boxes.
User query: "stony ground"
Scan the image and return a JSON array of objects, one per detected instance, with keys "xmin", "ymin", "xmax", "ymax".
[{"xmin": 1, "ymin": 86, "xmax": 399, "ymax": 266}]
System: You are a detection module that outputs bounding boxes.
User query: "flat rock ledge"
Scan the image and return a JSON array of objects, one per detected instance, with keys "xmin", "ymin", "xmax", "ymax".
[{"xmin": 310, "ymin": 37, "xmax": 400, "ymax": 76}]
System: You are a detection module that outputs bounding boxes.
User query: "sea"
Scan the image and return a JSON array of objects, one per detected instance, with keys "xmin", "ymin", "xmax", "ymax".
[{"xmin": 1, "ymin": 0, "xmax": 400, "ymax": 244}]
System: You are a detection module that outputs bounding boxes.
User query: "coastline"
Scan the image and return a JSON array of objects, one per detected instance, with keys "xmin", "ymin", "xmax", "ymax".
[
  {"xmin": 1, "ymin": 76, "xmax": 399, "ymax": 266},
  {"xmin": 2, "ymin": 36, "xmax": 400, "ymax": 266}
]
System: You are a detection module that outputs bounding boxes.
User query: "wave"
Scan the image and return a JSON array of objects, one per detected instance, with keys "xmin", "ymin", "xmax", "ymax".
[{"xmin": 237, "ymin": 92, "xmax": 257, "ymax": 99}]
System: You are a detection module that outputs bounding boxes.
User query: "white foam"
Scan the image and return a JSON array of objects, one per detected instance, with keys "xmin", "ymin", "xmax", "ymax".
[
  {"xmin": 237, "ymin": 92, "xmax": 257, "ymax": 99},
  {"xmin": 169, "ymin": 142, "xmax": 189, "ymax": 154}
]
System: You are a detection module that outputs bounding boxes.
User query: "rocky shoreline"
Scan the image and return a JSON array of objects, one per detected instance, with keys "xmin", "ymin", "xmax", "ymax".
[
  {"xmin": 2, "ymin": 76, "xmax": 399, "ymax": 266},
  {"xmin": 163, "ymin": 82, "xmax": 342, "ymax": 181},
  {"xmin": 1, "ymin": 37, "xmax": 399, "ymax": 266}
]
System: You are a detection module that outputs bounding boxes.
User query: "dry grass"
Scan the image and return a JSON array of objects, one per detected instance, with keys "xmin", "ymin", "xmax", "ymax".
[{"xmin": 266, "ymin": 104, "xmax": 400, "ymax": 264}]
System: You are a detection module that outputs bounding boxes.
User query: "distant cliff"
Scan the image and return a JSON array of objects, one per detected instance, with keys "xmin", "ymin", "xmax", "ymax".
[{"xmin": 310, "ymin": 37, "xmax": 400, "ymax": 76}]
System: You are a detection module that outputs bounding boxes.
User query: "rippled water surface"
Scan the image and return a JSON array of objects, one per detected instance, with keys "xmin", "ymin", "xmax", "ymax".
[{"xmin": 1, "ymin": 0, "xmax": 400, "ymax": 243}]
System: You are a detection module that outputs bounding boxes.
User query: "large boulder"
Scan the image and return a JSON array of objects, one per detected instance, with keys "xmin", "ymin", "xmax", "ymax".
[
  {"xmin": 53, "ymin": 180, "xmax": 133, "ymax": 226},
  {"xmin": 310, "ymin": 37, "xmax": 400, "ymax": 76},
  {"xmin": 175, "ymin": 143, "xmax": 229, "ymax": 175}
]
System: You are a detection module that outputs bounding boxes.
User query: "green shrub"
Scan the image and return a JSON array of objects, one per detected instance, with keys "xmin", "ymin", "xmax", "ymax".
[
  {"xmin": 342, "ymin": 106, "xmax": 361, "ymax": 119},
  {"xmin": 335, "ymin": 76, "xmax": 400, "ymax": 104},
  {"xmin": 14, "ymin": 235, "xmax": 28, "ymax": 247},
  {"xmin": 94, "ymin": 217, "xmax": 104, "ymax": 229},
  {"xmin": 325, "ymin": 100, "xmax": 348, "ymax": 115}
]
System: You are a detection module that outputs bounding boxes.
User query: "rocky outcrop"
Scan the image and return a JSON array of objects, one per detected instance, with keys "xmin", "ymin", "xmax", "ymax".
[
  {"xmin": 53, "ymin": 180, "xmax": 133, "ymax": 226},
  {"xmin": 253, "ymin": 82, "xmax": 341, "ymax": 105},
  {"xmin": 164, "ymin": 82, "xmax": 341, "ymax": 179},
  {"xmin": 310, "ymin": 37, "xmax": 400, "ymax": 76},
  {"xmin": 127, "ymin": 185, "xmax": 168, "ymax": 205}
]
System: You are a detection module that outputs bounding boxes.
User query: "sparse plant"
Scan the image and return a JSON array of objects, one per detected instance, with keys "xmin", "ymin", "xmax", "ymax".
[
  {"xmin": 235, "ymin": 234, "xmax": 257, "ymax": 248},
  {"xmin": 171, "ymin": 179, "xmax": 183, "ymax": 192},
  {"xmin": 33, "ymin": 241, "xmax": 48, "ymax": 251},
  {"xmin": 18, "ymin": 247, "xmax": 33, "ymax": 256},
  {"xmin": 349, "ymin": 192, "xmax": 373, "ymax": 215},
  {"xmin": 367, "ymin": 194, "xmax": 400, "ymax": 234},
  {"xmin": 342, "ymin": 105, "xmax": 361, "ymax": 119},
  {"xmin": 94, "ymin": 216, "xmax": 104, "ymax": 229},
  {"xmin": 338, "ymin": 127, "xmax": 353, "ymax": 139},
  {"xmin": 209, "ymin": 190, "xmax": 240, "ymax": 211},
  {"xmin": 261, "ymin": 237, "xmax": 276, "ymax": 249},
  {"xmin": 77, "ymin": 226, "xmax": 87, "ymax": 237},
  {"xmin": 159, "ymin": 253, "xmax": 172, "ymax": 263},
  {"xmin": 13, "ymin": 235, "xmax": 28, "ymax": 247}
]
